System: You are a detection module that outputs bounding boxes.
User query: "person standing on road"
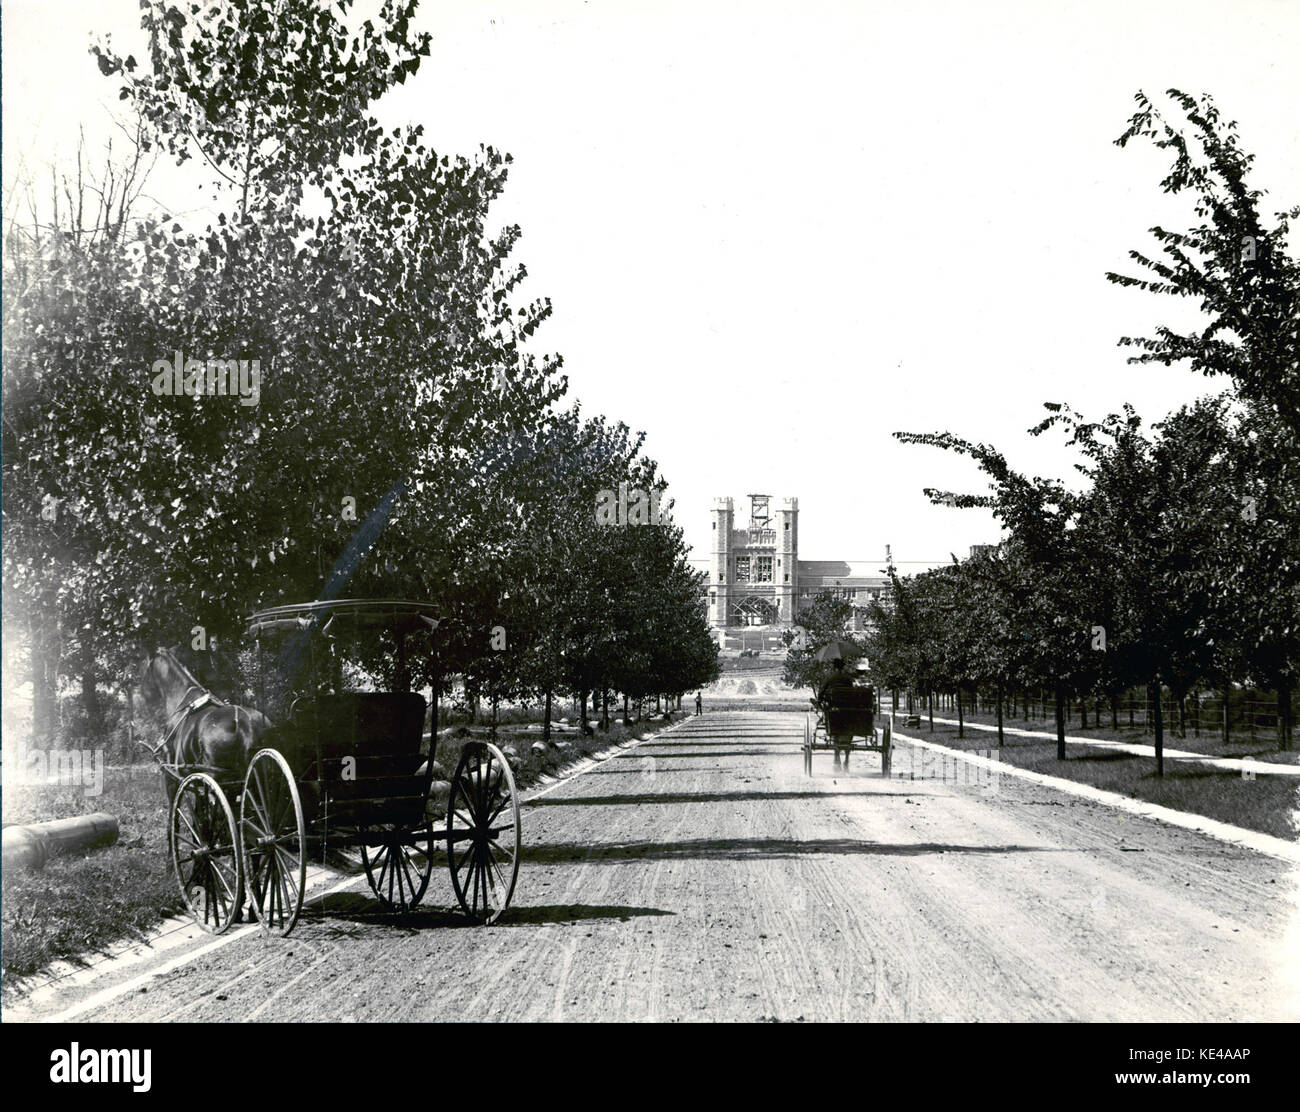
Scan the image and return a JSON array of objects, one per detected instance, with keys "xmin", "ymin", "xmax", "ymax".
[{"xmin": 695, "ymin": 691, "xmax": 703, "ymax": 716}]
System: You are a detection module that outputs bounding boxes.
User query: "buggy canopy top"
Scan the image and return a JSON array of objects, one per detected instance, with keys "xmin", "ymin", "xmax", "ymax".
[{"xmin": 246, "ymin": 598, "xmax": 441, "ymax": 638}]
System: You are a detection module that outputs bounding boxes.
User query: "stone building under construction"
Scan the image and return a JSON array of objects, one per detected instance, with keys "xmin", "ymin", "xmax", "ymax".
[{"xmin": 707, "ymin": 494, "xmax": 890, "ymax": 646}]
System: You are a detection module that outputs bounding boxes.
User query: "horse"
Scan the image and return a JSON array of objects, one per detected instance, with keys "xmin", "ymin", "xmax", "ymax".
[{"xmin": 136, "ymin": 645, "xmax": 273, "ymax": 800}]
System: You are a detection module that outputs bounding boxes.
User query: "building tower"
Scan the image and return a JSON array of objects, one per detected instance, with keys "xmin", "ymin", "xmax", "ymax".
[
  {"xmin": 710, "ymin": 496, "xmax": 733, "ymax": 627},
  {"xmin": 776, "ymin": 496, "xmax": 798, "ymax": 622}
]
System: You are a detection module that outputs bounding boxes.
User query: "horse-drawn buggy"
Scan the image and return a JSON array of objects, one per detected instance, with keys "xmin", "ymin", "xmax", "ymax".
[
  {"xmin": 803, "ymin": 675, "xmax": 893, "ymax": 777},
  {"xmin": 145, "ymin": 599, "xmax": 521, "ymax": 937}
]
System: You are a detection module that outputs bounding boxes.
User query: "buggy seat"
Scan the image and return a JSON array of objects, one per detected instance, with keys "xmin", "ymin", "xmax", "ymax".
[
  {"xmin": 285, "ymin": 692, "xmax": 429, "ymax": 826},
  {"xmin": 816, "ymin": 686, "xmax": 876, "ymax": 739}
]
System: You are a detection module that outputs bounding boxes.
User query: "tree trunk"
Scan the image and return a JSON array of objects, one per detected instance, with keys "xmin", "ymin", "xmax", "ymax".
[
  {"xmin": 1278, "ymin": 682, "xmax": 1293, "ymax": 751},
  {"xmin": 30, "ymin": 613, "xmax": 58, "ymax": 744},
  {"xmin": 956, "ymin": 684, "xmax": 965, "ymax": 739},
  {"xmin": 1055, "ymin": 684, "xmax": 1066, "ymax": 760},
  {"xmin": 124, "ymin": 681, "xmax": 136, "ymax": 756},
  {"xmin": 466, "ymin": 682, "xmax": 479, "ymax": 725},
  {"xmin": 928, "ymin": 690, "xmax": 934, "ymax": 732},
  {"xmin": 1110, "ymin": 692, "xmax": 1118, "ymax": 730},
  {"xmin": 544, "ymin": 688, "xmax": 553, "ymax": 744},
  {"xmin": 1221, "ymin": 684, "xmax": 1230, "ymax": 746},
  {"xmin": 579, "ymin": 690, "xmax": 593, "ymax": 736},
  {"xmin": 600, "ymin": 688, "xmax": 610, "ymax": 730},
  {"xmin": 996, "ymin": 679, "xmax": 1004, "ymax": 747},
  {"xmin": 1151, "ymin": 681, "xmax": 1164, "ymax": 777},
  {"xmin": 80, "ymin": 647, "xmax": 101, "ymax": 741}
]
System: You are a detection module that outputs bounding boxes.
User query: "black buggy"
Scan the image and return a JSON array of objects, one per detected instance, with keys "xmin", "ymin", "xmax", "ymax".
[
  {"xmin": 803, "ymin": 682, "xmax": 893, "ymax": 777},
  {"xmin": 166, "ymin": 598, "xmax": 522, "ymax": 937}
]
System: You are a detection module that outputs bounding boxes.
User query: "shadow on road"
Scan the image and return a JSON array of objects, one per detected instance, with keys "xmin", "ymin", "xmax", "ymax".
[
  {"xmin": 645, "ymin": 737, "xmax": 803, "ymax": 744},
  {"xmin": 523, "ymin": 838, "xmax": 1065, "ymax": 863},
  {"xmin": 586, "ymin": 766, "xmax": 747, "ymax": 775},
  {"xmin": 301, "ymin": 892, "xmax": 674, "ymax": 934},
  {"xmin": 613, "ymin": 749, "xmax": 797, "ymax": 758},
  {"xmin": 527, "ymin": 789, "xmax": 925, "ymax": 807},
  {"xmin": 499, "ymin": 903, "xmax": 675, "ymax": 925}
]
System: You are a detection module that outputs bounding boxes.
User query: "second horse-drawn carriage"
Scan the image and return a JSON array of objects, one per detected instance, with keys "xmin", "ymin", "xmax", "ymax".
[
  {"xmin": 156, "ymin": 598, "xmax": 521, "ymax": 937},
  {"xmin": 803, "ymin": 659, "xmax": 893, "ymax": 777}
]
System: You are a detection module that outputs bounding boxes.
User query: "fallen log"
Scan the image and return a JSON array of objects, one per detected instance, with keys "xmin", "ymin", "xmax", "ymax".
[{"xmin": 2, "ymin": 813, "xmax": 120, "ymax": 871}]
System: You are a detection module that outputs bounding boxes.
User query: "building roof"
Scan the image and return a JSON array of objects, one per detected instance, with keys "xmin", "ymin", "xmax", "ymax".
[{"xmin": 796, "ymin": 560, "xmax": 890, "ymax": 582}]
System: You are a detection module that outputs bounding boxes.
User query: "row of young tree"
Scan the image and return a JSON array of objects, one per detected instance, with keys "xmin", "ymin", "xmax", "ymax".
[
  {"xmin": 2, "ymin": 0, "xmax": 719, "ymax": 747},
  {"xmin": 865, "ymin": 91, "xmax": 1298, "ymax": 772}
]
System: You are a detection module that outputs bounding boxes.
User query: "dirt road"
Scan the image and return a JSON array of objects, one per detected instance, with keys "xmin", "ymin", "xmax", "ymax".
[{"xmin": 12, "ymin": 712, "xmax": 1299, "ymax": 1021}]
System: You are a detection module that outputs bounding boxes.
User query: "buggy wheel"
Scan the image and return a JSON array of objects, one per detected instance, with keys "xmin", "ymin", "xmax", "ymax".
[
  {"xmin": 447, "ymin": 742, "xmax": 520, "ymax": 924},
  {"xmin": 240, "ymin": 749, "xmax": 306, "ymax": 936},
  {"xmin": 170, "ymin": 773, "xmax": 242, "ymax": 935},
  {"xmin": 361, "ymin": 824, "xmax": 434, "ymax": 910}
]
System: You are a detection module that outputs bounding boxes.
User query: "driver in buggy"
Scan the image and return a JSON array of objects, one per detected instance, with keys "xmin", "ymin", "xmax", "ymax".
[{"xmin": 816, "ymin": 658, "xmax": 861, "ymax": 769}]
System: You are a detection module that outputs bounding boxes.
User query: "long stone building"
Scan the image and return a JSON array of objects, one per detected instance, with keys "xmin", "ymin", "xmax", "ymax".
[{"xmin": 707, "ymin": 494, "xmax": 891, "ymax": 644}]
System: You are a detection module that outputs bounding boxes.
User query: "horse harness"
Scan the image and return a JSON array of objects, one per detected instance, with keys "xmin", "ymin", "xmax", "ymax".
[
  {"xmin": 144, "ymin": 649, "xmax": 230, "ymax": 769},
  {"xmin": 147, "ymin": 690, "xmax": 224, "ymax": 762}
]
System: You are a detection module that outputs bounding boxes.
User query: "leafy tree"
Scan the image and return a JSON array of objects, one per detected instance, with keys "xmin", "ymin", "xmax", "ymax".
[
  {"xmin": 5, "ymin": 0, "xmax": 567, "ymax": 742},
  {"xmin": 782, "ymin": 592, "xmax": 862, "ymax": 692},
  {"xmin": 1108, "ymin": 89, "xmax": 1299, "ymax": 432},
  {"xmin": 1108, "ymin": 88, "xmax": 1299, "ymax": 746}
]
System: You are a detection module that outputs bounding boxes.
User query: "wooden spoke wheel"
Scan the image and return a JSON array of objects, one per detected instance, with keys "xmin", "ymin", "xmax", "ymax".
[
  {"xmin": 170, "ymin": 773, "xmax": 242, "ymax": 935},
  {"xmin": 240, "ymin": 749, "xmax": 306, "ymax": 936},
  {"xmin": 361, "ymin": 824, "xmax": 435, "ymax": 911},
  {"xmin": 447, "ymin": 742, "xmax": 520, "ymax": 924}
]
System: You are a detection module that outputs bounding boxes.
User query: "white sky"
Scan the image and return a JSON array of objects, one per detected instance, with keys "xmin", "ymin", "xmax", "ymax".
[{"xmin": 4, "ymin": 0, "xmax": 1299, "ymax": 572}]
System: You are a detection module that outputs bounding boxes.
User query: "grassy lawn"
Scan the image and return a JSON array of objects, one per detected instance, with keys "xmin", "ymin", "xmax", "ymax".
[
  {"xmin": 2, "ymin": 766, "xmax": 181, "ymax": 985},
  {"xmin": 935, "ymin": 704, "xmax": 1300, "ymax": 765},
  {"xmin": 896, "ymin": 717, "xmax": 1299, "ymax": 841},
  {"xmin": 2, "ymin": 710, "xmax": 684, "ymax": 991}
]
